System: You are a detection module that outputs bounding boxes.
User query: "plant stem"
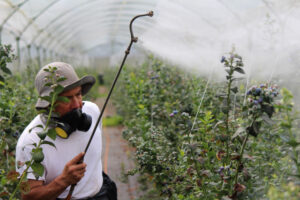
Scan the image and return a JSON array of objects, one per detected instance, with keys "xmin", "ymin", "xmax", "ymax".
[
  {"xmin": 9, "ymin": 88, "xmax": 56, "ymax": 199},
  {"xmin": 233, "ymin": 132, "xmax": 249, "ymax": 186},
  {"xmin": 9, "ymin": 161, "xmax": 32, "ymax": 200},
  {"xmin": 225, "ymin": 67, "xmax": 233, "ymax": 163},
  {"xmin": 9, "ymin": 138, "xmax": 44, "ymax": 200},
  {"xmin": 286, "ymin": 110, "xmax": 300, "ymax": 175}
]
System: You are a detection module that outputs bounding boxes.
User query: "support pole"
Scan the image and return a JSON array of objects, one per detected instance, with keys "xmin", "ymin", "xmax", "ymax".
[{"xmin": 16, "ymin": 37, "xmax": 20, "ymax": 67}]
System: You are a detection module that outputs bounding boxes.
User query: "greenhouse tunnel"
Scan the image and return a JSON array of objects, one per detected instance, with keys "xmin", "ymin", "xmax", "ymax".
[
  {"xmin": 0, "ymin": 0, "xmax": 300, "ymax": 199},
  {"xmin": 0, "ymin": 0, "xmax": 299, "ymax": 99}
]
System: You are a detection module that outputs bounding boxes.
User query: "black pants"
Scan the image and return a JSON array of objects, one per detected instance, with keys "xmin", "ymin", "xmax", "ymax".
[
  {"xmin": 57, "ymin": 172, "xmax": 117, "ymax": 200},
  {"xmin": 87, "ymin": 172, "xmax": 117, "ymax": 200}
]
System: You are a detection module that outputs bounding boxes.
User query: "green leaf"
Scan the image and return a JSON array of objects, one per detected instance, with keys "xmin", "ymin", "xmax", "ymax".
[
  {"xmin": 41, "ymin": 140, "xmax": 56, "ymax": 149},
  {"xmin": 287, "ymin": 139, "xmax": 300, "ymax": 147},
  {"xmin": 247, "ymin": 121, "xmax": 261, "ymax": 137},
  {"xmin": 44, "ymin": 82, "xmax": 52, "ymax": 87},
  {"xmin": 31, "ymin": 148, "xmax": 44, "ymax": 163},
  {"xmin": 39, "ymin": 96, "xmax": 52, "ymax": 103},
  {"xmin": 0, "ymin": 75, "xmax": 4, "ymax": 82},
  {"xmin": 54, "ymin": 84, "xmax": 64, "ymax": 94},
  {"xmin": 37, "ymin": 109, "xmax": 47, "ymax": 114},
  {"xmin": 56, "ymin": 96, "xmax": 69, "ymax": 103},
  {"xmin": 234, "ymin": 67, "xmax": 245, "ymax": 74},
  {"xmin": 261, "ymin": 104, "xmax": 274, "ymax": 118},
  {"xmin": 231, "ymin": 87, "xmax": 238, "ymax": 94},
  {"xmin": 180, "ymin": 149, "xmax": 184, "ymax": 157},
  {"xmin": 31, "ymin": 162, "xmax": 44, "ymax": 178},
  {"xmin": 138, "ymin": 104, "xmax": 144, "ymax": 109},
  {"xmin": 37, "ymin": 131, "xmax": 47, "ymax": 140},
  {"xmin": 261, "ymin": 113, "xmax": 274, "ymax": 125},
  {"xmin": 232, "ymin": 77, "xmax": 245, "ymax": 81},
  {"xmin": 47, "ymin": 129, "xmax": 56, "ymax": 140},
  {"xmin": 57, "ymin": 77, "xmax": 67, "ymax": 82},
  {"xmin": 232, "ymin": 127, "xmax": 246, "ymax": 140},
  {"xmin": 29, "ymin": 124, "xmax": 43, "ymax": 133},
  {"xmin": 29, "ymin": 143, "xmax": 37, "ymax": 148},
  {"xmin": 1, "ymin": 65, "xmax": 11, "ymax": 74}
]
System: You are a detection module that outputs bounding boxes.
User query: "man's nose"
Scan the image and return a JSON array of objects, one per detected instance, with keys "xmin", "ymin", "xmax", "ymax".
[{"xmin": 70, "ymin": 97, "xmax": 81, "ymax": 109}]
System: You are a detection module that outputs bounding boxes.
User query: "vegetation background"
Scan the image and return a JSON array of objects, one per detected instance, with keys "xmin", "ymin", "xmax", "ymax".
[{"xmin": 0, "ymin": 44, "xmax": 299, "ymax": 199}]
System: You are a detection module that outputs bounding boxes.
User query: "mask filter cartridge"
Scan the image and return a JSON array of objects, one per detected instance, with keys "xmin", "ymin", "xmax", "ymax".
[{"xmin": 54, "ymin": 109, "xmax": 92, "ymax": 139}]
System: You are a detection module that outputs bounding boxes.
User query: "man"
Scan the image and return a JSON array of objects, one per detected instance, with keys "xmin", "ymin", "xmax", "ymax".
[{"xmin": 16, "ymin": 62, "xmax": 116, "ymax": 200}]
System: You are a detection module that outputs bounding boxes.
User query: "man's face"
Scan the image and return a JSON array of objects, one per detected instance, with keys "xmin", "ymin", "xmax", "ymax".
[{"xmin": 54, "ymin": 86, "xmax": 83, "ymax": 117}]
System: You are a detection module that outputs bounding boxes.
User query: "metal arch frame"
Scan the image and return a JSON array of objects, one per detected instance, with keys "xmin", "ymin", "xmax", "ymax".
[
  {"xmin": 40, "ymin": 20, "xmax": 150, "ymax": 60},
  {"xmin": 0, "ymin": 0, "xmax": 30, "ymax": 43},
  {"xmin": 17, "ymin": 0, "xmax": 61, "ymax": 39},
  {"xmin": 0, "ymin": 0, "xmax": 63, "ymax": 64},
  {"xmin": 37, "ymin": 4, "xmax": 113, "ymax": 46},
  {"xmin": 14, "ymin": 0, "xmax": 61, "ymax": 65},
  {"xmin": 35, "ymin": 1, "xmax": 154, "ymax": 57},
  {"xmin": 3, "ymin": 0, "xmax": 42, "ymax": 36},
  {"xmin": 37, "ymin": 2, "xmax": 153, "ymax": 46},
  {"xmin": 62, "ymin": 29, "xmax": 136, "ymax": 53},
  {"xmin": 30, "ymin": 0, "xmax": 101, "ymax": 44},
  {"xmin": 60, "ymin": 22, "xmax": 147, "ymax": 49},
  {"xmin": 42, "ymin": 12, "xmax": 152, "ymax": 53},
  {"xmin": 49, "ymin": 23, "xmax": 145, "ymax": 56},
  {"xmin": 1, "ymin": 0, "xmax": 156, "ymax": 62},
  {"xmin": 27, "ymin": 0, "xmax": 96, "ymax": 59},
  {"xmin": 45, "ymin": 14, "xmax": 151, "ymax": 46},
  {"xmin": 47, "ymin": 19, "xmax": 149, "ymax": 52},
  {"xmin": 0, "ymin": 0, "xmax": 60, "ymax": 60}
]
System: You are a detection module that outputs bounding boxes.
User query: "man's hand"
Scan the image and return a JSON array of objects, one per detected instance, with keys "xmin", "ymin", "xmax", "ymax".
[
  {"xmin": 59, "ymin": 152, "xmax": 87, "ymax": 186},
  {"xmin": 22, "ymin": 152, "xmax": 87, "ymax": 200}
]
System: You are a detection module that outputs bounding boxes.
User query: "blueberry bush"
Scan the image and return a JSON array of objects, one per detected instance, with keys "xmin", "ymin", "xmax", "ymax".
[
  {"xmin": 110, "ymin": 54, "xmax": 300, "ymax": 199},
  {"xmin": 0, "ymin": 42, "xmax": 299, "ymax": 199},
  {"xmin": 0, "ymin": 44, "xmax": 39, "ymax": 199}
]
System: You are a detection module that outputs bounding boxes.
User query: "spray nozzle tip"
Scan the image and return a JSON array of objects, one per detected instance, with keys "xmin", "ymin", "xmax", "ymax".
[{"xmin": 148, "ymin": 11, "xmax": 154, "ymax": 17}]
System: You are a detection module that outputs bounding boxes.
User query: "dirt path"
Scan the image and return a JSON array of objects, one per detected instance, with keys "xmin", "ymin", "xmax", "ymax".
[{"xmin": 95, "ymin": 86, "xmax": 141, "ymax": 200}]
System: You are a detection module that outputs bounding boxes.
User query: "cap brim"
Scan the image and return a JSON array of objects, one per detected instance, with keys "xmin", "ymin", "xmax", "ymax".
[{"xmin": 35, "ymin": 75, "xmax": 96, "ymax": 109}]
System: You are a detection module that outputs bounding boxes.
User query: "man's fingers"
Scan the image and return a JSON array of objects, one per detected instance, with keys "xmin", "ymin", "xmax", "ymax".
[
  {"xmin": 69, "ymin": 152, "xmax": 85, "ymax": 165},
  {"xmin": 72, "ymin": 163, "xmax": 87, "ymax": 172}
]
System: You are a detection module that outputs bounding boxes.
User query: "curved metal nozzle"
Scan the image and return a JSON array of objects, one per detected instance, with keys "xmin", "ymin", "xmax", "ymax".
[{"xmin": 130, "ymin": 11, "xmax": 154, "ymax": 42}]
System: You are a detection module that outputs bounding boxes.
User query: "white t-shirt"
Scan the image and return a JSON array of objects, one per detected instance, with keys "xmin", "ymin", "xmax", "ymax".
[{"xmin": 16, "ymin": 101, "xmax": 103, "ymax": 199}]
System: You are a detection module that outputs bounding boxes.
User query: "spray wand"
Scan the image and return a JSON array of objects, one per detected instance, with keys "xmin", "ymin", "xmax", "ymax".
[{"xmin": 65, "ymin": 11, "xmax": 154, "ymax": 200}]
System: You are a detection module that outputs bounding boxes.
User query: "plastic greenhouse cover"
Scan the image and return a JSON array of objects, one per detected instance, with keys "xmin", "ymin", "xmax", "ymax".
[
  {"xmin": 0, "ymin": 0, "xmax": 156, "ymax": 53},
  {"xmin": 0, "ymin": 0, "xmax": 299, "ymax": 82}
]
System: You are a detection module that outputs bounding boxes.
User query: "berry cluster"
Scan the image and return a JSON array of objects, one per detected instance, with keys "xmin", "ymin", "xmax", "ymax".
[{"xmin": 247, "ymin": 84, "xmax": 279, "ymax": 112}]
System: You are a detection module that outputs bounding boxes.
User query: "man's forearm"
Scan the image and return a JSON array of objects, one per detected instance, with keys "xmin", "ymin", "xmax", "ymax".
[{"xmin": 22, "ymin": 175, "xmax": 69, "ymax": 200}]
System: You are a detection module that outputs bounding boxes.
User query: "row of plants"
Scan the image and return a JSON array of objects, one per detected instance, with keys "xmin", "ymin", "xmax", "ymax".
[
  {"xmin": 0, "ymin": 44, "xmax": 39, "ymax": 199},
  {"xmin": 0, "ymin": 41, "xmax": 299, "ymax": 199},
  {"xmin": 109, "ymin": 54, "xmax": 300, "ymax": 199}
]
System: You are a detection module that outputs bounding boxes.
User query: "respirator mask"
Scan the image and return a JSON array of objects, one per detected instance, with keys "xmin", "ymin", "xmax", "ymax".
[{"xmin": 54, "ymin": 108, "xmax": 92, "ymax": 139}]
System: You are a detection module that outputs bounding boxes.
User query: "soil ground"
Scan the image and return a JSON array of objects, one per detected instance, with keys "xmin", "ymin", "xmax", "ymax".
[{"xmin": 95, "ymin": 86, "xmax": 141, "ymax": 200}]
